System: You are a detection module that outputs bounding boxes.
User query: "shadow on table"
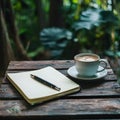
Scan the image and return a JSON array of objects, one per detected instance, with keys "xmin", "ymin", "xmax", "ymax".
[{"xmin": 68, "ymin": 75, "xmax": 105, "ymax": 89}]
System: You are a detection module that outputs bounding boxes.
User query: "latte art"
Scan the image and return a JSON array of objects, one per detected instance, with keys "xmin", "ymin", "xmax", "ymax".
[
  {"xmin": 74, "ymin": 53, "xmax": 106, "ymax": 76},
  {"xmin": 76, "ymin": 55, "xmax": 98, "ymax": 62}
]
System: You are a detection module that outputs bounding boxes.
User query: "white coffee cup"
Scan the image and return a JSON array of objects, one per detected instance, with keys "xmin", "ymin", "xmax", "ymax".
[{"xmin": 74, "ymin": 53, "xmax": 107, "ymax": 76}]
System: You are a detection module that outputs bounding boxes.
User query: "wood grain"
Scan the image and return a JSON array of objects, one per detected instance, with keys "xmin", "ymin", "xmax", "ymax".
[
  {"xmin": 0, "ymin": 60, "xmax": 119, "ymax": 119},
  {"xmin": 0, "ymin": 98, "xmax": 120, "ymax": 119}
]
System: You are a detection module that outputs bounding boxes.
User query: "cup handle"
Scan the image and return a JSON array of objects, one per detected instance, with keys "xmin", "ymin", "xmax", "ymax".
[{"xmin": 97, "ymin": 60, "xmax": 107, "ymax": 72}]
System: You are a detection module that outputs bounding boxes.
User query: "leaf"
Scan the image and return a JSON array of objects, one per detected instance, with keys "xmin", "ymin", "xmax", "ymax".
[
  {"xmin": 72, "ymin": 8, "xmax": 119, "ymax": 31},
  {"xmin": 40, "ymin": 27, "xmax": 73, "ymax": 59}
]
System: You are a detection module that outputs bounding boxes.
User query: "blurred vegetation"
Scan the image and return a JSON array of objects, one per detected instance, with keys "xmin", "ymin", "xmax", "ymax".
[
  {"xmin": 1, "ymin": 0, "xmax": 120, "ymax": 73},
  {"xmin": 10, "ymin": 0, "xmax": 120, "ymax": 59}
]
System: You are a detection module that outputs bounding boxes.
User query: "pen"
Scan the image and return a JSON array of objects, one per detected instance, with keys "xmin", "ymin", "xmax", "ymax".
[{"xmin": 30, "ymin": 74, "xmax": 61, "ymax": 91}]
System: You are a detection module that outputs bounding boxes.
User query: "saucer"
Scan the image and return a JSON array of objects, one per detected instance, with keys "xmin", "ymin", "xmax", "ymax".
[{"xmin": 67, "ymin": 66, "xmax": 107, "ymax": 80}]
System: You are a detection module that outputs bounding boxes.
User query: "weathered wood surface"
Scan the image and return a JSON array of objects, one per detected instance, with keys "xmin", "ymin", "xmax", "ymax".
[
  {"xmin": 0, "ymin": 98, "xmax": 120, "ymax": 119},
  {"xmin": 0, "ymin": 82, "xmax": 120, "ymax": 99},
  {"xmin": 0, "ymin": 60, "xmax": 120, "ymax": 119},
  {"xmin": 7, "ymin": 59, "xmax": 111, "ymax": 70}
]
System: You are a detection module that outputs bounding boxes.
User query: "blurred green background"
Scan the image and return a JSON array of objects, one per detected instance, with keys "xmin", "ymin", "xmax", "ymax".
[{"xmin": 1, "ymin": 0, "xmax": 120, "ymax": 74}]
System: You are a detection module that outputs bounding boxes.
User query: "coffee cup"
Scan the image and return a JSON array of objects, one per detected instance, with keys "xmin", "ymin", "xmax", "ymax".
[{"xmin": 74, "ymin": 53, "xmax": 107, "ymax": 76}]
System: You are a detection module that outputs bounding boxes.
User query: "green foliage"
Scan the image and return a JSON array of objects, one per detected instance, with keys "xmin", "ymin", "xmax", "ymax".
[
  {"xmin": 72, "ymin": 7, "xmax": 119, "ymax": 53},
  {"xmin": 10, "ymin": 0, "xmax": 120, "ymax": 59},
  {"xmin": 40, "ymin": 27, "xmax": 73, "ymax": 59},
  {"xmin": 12, "ymin": 0, "xmax": 40, "ymax": 51}
]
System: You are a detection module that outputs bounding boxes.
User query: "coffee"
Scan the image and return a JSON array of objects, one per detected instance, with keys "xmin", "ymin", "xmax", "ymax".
[
  {"xmin": 74, "ymin": 53, "xmax": 107, "ymax": 76},
  {"xmin": 76, "ymin": 55, "xmax": 98, "ymax": 62}
]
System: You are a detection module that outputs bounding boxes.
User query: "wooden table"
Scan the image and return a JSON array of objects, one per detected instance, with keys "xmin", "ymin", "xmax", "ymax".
[{"xmin": 0, "ymin": 60, "xmax": 120, "ymax": 119}]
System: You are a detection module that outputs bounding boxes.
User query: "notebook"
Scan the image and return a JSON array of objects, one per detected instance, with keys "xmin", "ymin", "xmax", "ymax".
[{"xmin": 7, "ymin": 66, "xmax": 80, "ymax": 105}]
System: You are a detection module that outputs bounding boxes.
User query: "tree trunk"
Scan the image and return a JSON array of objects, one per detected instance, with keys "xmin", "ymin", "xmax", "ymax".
[
  {"xmin": 49, "ymin": 0, "xmax": 64, "ymax": 27},
  {"xmin": 6, "ymin": 0, "xmax": 30, "ymax": 60},
  {"xmin": 0, "ymin": 2, "xmax": 15, "ymax": 75},
  {"xmin": 35, "ymin": 0, "xmax": 47, "ymax": 31}
]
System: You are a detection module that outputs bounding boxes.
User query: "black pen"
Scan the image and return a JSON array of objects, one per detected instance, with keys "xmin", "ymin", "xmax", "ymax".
[{"xmin": 30, "ymin": 74, "xmax": 61, "ymax": 91}]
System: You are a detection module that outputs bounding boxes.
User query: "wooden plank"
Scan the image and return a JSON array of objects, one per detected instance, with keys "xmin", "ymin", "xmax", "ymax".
[
  {"xmin": 1, "ymin": 82, "xmax": 120, "ymax": 100},
  {"xmin": 7, "ymin": 60, "xmax": 74, "ymax": 71},
  {"xmin": 5, "ymin": 60, "xmax": 116, "ymax": 82},
  {"xmin": 0, "ymin": 98, "xmax": 120, "ymax": 119},
  {"xmin": 0, "ymin": 84, "xmax": 20, "ymax": 99},
  {"xmin": 1, "ymin": 60, "xmax": 120, "ymax": 119},
  {"xmin": 7, "ymin": 60, "xmax": 111, "ymax": 71},
  {"xmin": 4, "ymin": 67, "xmax": 117, "ymax": 83}
]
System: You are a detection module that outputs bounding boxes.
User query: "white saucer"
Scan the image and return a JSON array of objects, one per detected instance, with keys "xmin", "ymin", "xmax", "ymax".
[{"xmin": 67, "ymin": 66, "xmax": 107, "ymax": 80}]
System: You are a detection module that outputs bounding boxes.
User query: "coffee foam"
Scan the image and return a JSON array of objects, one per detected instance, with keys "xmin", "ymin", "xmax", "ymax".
[{"xmin": 76, "ymin": 56, "xmax": 97, "ymax": 62}]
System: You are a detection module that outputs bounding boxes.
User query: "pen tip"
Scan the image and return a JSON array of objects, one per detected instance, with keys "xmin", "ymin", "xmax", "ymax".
[{"xmin": 55, "ymin": 87, "xmax": 61, "ymax": 91}]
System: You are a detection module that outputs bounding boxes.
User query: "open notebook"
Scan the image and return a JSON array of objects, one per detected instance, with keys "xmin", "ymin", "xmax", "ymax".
[{"xmin": 7, "ymin": 66, "xmax": 80, "ymax": 105}]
